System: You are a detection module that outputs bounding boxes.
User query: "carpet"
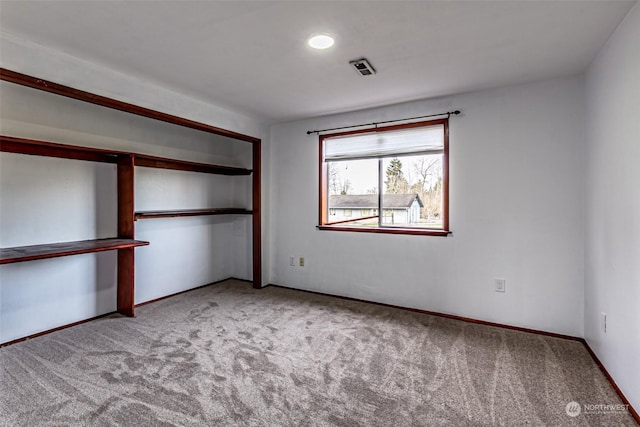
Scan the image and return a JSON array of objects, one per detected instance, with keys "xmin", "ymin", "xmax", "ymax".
[{"xmin": 0, "ymin": 279, "xmax": 636, "ymax": 426}]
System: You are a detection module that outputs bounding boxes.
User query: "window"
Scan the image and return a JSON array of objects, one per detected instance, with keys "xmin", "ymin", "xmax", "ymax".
[{"xmin": 318, "ymin": 119, "xmax": 449, "ymax": 236}]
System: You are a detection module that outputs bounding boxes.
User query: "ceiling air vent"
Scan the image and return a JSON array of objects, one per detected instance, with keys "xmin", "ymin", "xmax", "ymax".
[{"xmin": 349, "ymin": 58, "xmax": 376, "ymax": 76}]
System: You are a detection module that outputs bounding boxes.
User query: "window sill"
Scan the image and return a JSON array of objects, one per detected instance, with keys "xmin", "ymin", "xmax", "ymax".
[{"xmin": 316, "ymin": 225, "xmax": 451, "ymax": 236}]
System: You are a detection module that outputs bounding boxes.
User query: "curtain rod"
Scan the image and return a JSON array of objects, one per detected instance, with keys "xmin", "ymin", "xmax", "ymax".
[{"xmin": 306, "ymin": 110, "xmax": 460, "ymax": 135}]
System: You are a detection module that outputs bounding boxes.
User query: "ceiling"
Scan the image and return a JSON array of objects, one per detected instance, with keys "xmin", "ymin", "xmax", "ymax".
[{"xmin": 0, "ymin": 1, "xmax": 635, "ymax": 123}]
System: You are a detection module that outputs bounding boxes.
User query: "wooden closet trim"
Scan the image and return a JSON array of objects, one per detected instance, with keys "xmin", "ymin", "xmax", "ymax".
[{"xmin": 0, "ymin": 68, "xmax": 261, "ymax": 144}]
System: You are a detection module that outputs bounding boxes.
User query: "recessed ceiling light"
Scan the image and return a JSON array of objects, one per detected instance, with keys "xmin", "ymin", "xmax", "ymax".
[{"xmin": 308, "ymin": 34, "xmax": 334, "ymax": 50}]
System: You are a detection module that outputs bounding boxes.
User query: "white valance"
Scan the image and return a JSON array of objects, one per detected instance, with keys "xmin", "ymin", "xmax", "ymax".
[{"xmin": 324, "ymin": 124, "xmax": 444, "ymax": 161}]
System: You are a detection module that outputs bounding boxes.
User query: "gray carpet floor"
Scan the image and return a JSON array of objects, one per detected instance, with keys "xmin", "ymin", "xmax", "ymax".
[{"xmin": 0, "ymin": 279, "xmax": 636, "ymax": 426}]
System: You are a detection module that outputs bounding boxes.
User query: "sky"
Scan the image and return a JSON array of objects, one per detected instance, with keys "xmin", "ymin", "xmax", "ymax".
[{"xmin": 330, "ymin": 154, "xmax": 442, "ymax": 195}]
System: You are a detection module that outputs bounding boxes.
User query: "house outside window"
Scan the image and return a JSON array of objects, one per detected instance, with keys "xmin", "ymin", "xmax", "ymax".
[{"xmin": 318, "ymin": 119, "xmax": 449, "ymax": 236}]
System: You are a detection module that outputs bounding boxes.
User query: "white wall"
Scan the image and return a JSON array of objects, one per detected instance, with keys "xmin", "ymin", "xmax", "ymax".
[
  {"xmin": 0, "ymin": 35, "xmax": 268, "ymax": 343},
  {"xmin": 584, "ymin": 2, "xmax": 640, "ymax": 411},
  {"xmin": 270, "ymin": 76, "xmax": 586, "ymax": 337}
]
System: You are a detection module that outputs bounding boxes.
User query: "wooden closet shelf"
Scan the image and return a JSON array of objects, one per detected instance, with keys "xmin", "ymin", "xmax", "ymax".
[
  {"xmin": 0, "ymin": 136, "xmax": 253, "ymax": 176},
  {"xmin": 134, "ymin": 154, "xmax": 252, "ymax": 175},
  {"xmin": 135, "ymin": 208, "xmax": 253, "ymax": 220},
  {"xmin": 0, "ymin": 238, "xmax": 150, "ymax": 264},
  {"xmin": 0, "ymin": 135, "xmax": 121, "ymax": 163}
]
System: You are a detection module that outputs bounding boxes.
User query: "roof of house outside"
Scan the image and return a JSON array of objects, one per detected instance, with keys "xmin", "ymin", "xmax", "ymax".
[{"xmin": 330, "ymin": 194, "xmax": 424, "ymax": 209}]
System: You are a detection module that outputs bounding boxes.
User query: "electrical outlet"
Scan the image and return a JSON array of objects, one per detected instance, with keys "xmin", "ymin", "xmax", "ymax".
[
  {"xmin": 290, "ymin": 256, "xmax": 295, "ymax": 267},
  {"xmin": 299, "ymin": 257, "xmax": 305, "ymax": 267},
  {"xmin": 601, "ymin": 312, "xmax": 607, "ymax": 333},
  {"xmin": 495, "ymin": 278, "xmax": 506, "ymax": 293}
]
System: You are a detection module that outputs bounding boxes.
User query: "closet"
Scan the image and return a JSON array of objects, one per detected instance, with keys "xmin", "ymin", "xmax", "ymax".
[{"xmin": 0, "ymin": 68, "xmax": 261, "ymax": 325}]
